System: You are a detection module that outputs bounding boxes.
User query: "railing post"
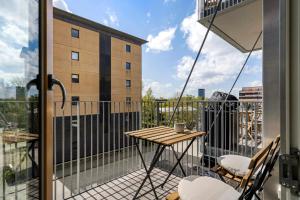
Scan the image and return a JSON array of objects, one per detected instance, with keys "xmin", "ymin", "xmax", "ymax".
[{"xmin": 138, "ymin": 102, "xmax": 143, "ymax": 168}]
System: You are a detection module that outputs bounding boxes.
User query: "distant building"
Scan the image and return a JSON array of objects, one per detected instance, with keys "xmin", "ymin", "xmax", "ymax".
[
  {"xmin": 239, "ymin": 86, "xmax": 263, "ymax": 101},
  {"xmin": 198, "ymin": 89, "xmax": 205, "ymax": 99}
]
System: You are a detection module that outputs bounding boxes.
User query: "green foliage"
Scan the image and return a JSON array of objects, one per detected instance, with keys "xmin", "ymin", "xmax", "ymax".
[
  {"xmin": 142, "ymin": 88, "xmax": 200, "ymax": 129},
  {"xmin": 0, "ymin": 96, "xmax": 38, "ymax": 130}
]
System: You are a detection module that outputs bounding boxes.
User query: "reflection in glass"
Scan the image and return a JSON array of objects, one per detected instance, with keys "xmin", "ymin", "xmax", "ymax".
[{"xmin": 0, "ymin": 0, "xmax": 40, "ymax": 199}]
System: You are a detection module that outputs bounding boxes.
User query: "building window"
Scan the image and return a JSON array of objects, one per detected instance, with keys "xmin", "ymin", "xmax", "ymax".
[
  {"xmin": 126, "ymin": 62, "xmax": 131, "ymax": 70},
  {"xmin": 126, "ymin": 80, "xmax": 131, "ymax": 88},
  {"xmin": 71, "ymin": 28, "xmax": 79, "ymax": 38},
  {"xmin": 71, "ymin": 51, "xmax": 79, "ymax": 60},
  {"xmin": 71, "ymin": 96, "xmax": 80, "ymax": 106},
  {"xmin": 72, "ymin": 74, "xmax": 79, "ymax": 83},
  {"xmin": 126, "ymin": 97, "xmax": 131, "ymax": 105},
  {"xmin": 126, "ymin": 44, "xmax": 131, "ymax": 53}
]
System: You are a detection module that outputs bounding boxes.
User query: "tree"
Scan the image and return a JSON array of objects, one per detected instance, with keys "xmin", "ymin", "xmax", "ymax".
[{"xmin": 142, "ymin": 88, "xmax": 156, "ymax": 127}]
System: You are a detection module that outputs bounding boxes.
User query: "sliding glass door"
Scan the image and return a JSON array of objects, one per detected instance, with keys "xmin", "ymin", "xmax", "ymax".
[{"xmin": 0, "ymin": 0, "xmax": 42, "ymax": 199}]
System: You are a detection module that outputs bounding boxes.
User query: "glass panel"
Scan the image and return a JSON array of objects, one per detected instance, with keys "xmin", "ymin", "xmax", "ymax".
[
  {"xmin": 0, "ymin": 0, "xmax": 40, "ymax": 199},
  {"xmin": 71, "ymin": 51, "xmax": 79, "ymax": 60},
  {"xmin": 71, "ymin": 28, "xmax": 79, "ymax": 38},
  {"xmin": 125, "ymin": 44, "xmax": 131, "ymax": 52},
  {"xmin": 71, "ymin": 74, "xmax": 79, "ymax": 83},
  {"xmin": 126, "ymin": 62, "xmax": 131, "ymax": 70}
]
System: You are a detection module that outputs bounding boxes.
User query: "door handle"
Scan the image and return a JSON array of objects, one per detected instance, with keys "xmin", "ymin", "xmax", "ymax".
[
  {"xmin": 48, "ymin": 74, "xmax": 66, "ymax": 109},
  {"xmin": 26, "ymin": 75, "xmax": 40, "ymax": 91}
]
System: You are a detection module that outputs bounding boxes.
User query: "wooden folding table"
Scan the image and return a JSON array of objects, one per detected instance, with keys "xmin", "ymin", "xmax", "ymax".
[{"xmin": 125, "ymin": 126, "xmax": 206, "ymax": 200}]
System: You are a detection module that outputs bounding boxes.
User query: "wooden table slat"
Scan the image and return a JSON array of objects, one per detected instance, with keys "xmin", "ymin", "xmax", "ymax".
[
  {"xmin": 132, "ymin": 128, "xmax": 172, "ymax": 137},
  {"xmin": 139, "ymin": 130, "xmax": 175, "ymax": 139},
  {"xmin": 164, "ymin": 132, "xmax": 206, "ymax": 145},
  {"xmin": 126, "ymin": 126, "xmax": 169, "ymax": 136},
  {"xmin": 147, "ymin": 132, "xmax": 178, "ymax": 140},
  {"xmin": 125, "ymin": 126, "xmax": 206, "ymax": 146}
]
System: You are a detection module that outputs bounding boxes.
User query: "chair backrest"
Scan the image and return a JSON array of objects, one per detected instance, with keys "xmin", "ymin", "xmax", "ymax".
[
  {"xmin": 269, "ymin": 135, "xmax": 280, "ymax": 158},
  {"xmin": 240, "ymin": 140, "xmax": 274, "ymax": 189},
  {"xmin": 243, "ymin": 144, "xmax": 281, "ymax": 199},
  {"xmin": 240, "ymin": 135, "xmax": 280, "ymax": 199}
]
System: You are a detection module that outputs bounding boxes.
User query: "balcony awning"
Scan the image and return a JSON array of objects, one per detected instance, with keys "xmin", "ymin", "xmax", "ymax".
[{"xmin": 199, "ymin": 0, "xmax": 262, "ymax": 53}]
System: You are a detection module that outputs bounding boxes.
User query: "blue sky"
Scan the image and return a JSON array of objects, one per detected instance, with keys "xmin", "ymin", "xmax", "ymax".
[{"xmin": 54, "ymin": 0, "xmax": 262, "ymax": 98}]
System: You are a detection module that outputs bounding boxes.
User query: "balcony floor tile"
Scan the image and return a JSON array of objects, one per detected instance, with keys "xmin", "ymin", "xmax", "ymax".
[{"xmin": 69, "ymin": 168, "xmax": 181, "ymax": 199}]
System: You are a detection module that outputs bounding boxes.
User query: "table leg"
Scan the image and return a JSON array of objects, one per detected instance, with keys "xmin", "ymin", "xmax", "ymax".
[
  {"xmin": 161, "ymin": 138, "xmax": 196, "ymax": 188},
  {"xmin": 170, "ymin": 146, "xmax": 186, "ymax": 176},
  {"xmin": 133, "ymin": 143, "xmax": 165, "ymax": 200},
  {"xmin": 134, "ymin": 141, "xmax": 159, "ymax": 199}
]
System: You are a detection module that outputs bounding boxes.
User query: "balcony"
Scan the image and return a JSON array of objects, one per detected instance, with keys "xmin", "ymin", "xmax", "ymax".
[
  {"xmin": 0, "ymin": 100, "xmax": 264, "ymax": 199},
  {"xmin": 50, "ymin": 100, "xmax": 263, "ymax": 199},
  {"xmin": 198, "ymin": 0, "xmax": 262, "ymax": 52}
]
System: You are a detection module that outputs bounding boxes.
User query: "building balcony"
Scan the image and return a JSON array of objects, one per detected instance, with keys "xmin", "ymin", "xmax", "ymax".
[
  {"xmin": 1, "ymin": 100, "xmax": 266, "ymax": 199},
  {"xmin": 198, "ymin": 0, "xmax": 262, "ymax": 52}
]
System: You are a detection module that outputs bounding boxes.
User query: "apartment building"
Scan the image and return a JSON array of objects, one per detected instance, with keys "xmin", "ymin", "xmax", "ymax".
[
  {"xmin": 53, "ymin": 8, "xmax": 147, "ymax": 163},
  {"xmin": 53, "ymin": 8, "xmax": 146, "ymax": 114},
  {"xmin": 239, "ymin": 86, "xmax": 263, "ymax": 101}
]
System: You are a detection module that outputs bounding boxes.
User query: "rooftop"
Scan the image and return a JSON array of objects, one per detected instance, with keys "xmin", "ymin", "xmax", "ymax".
[{"xmin": 54, "ymin": 8, "xmax": 148, "ymax": 45}]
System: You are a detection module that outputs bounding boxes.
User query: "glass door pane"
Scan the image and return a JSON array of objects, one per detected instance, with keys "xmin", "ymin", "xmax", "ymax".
[{"xmin": 0, "ymin": 0, "xmax": 40, "ymax": 199}]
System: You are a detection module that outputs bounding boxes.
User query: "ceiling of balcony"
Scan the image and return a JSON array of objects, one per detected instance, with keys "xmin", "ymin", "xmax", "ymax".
[{"xmin": 199, "ymin": 0, "xmax": 262, "ymax": 53}]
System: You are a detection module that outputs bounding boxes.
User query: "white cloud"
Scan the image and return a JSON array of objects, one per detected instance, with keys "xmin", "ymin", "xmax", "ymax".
[
  {"xmin": 164, "ymin": 0, "xmax": 176, "ymax": 3},
  {"xmin": 146, "ymin": 12, "xmax": 151, "ymax": 24},
  {"xmin": 143, "ymin": 79, "xmax": 176, "ymax": 98},
  {"xmin": 249, "ymin": 80, "xmax": 262, "ymax": 87},
  {"xmin": 103, "ymin": 9, "xmax": 119, "ymax": 27},
  {"xmin": 147, "ymin": 12, "xmax": 151, "ymax": 18},
  {"xmin": 176, "ymin": 0, "xmax": 261, "ymax": 95},
  {"xmin": 53, "ymin": 0, "xmax": 71, "ymax": 12},
  {"xmin": 1, "ymin": 24, "xmax": 28, "ymax": 46},
  {"xmin": 146, "ymin": 27, "xmax": 177, "ymax": 53}
]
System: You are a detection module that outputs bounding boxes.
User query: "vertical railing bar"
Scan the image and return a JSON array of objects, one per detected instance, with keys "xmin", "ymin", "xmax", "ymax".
[
  {"xmin": 214, "ymin": 102, "xmax": 217, "ymax": 171},
  {"xmin": 208, "ymin": 102, "xmax": 211, "ymax": 171},
  {"xmin": 62, "ymin": 106, "xmax": 65, "ymax": 199},
  {"xmin": 108, "ymin": 102, "xmax": 111, "ymax": 181},
  {"xmin": 96, "ymin": 101, "xmax": 99, "ymax": 184},
  {"xmin": 229, "ymin": 101, "xmax": 232, "ymax": 154},
  {"xmin": 245, "ymin": 103, "xmax": 248, "ymax": 156},
  {"xmin": 126, "ymin": 102, "xmax": 129, "ymax": 173},
  {"xmin": 181, "ymin": 101, "xmax": 184, "ymax": 176},
  {"xmin": 90, "ymin": 101, "xmax": 93, "ymax": 187},
  {"xmin": 151, "ymin": 101, "xmax": 154, "ymax": 165},
  {"xmin": 191, "ymin": 101, "xmax": 194, "ymax": 175},
  {"xmin": 54, "ymin": 102, "xmax": 57, "ymax": 200},
  {"xmin": 102, "ymin": 102, "xmax": 105, "ymax": 183},
  {"xmin": 118, "ymin": 102, "xmax": 121, "ymax": 176},
  {"xmin": 130, "ymin": 102, "xmax": 134, "ymax": 171},
  {"xmin": 112, "ymin": 102, "xmax": 116, "ymax": 178},
  {"xmin": 196, "ymin": 101, "xmax": 199, "ymax": 176},
  {"xmin": 137, "ymin": 102, "xmax": 140, "ymax": 170},
  {"xmin": 254, "ymin": 102, "xmax": 258, "ymax": 151},
  {"xmin": 186, "ymin": 102, "xmax": 189, "ymax": 175},
  {"xmin": 70, "ymin": 101, "xmax": 73, "ymax": 195},
  {"xmin": 122, "ymin": 101, "xmax": 125, "ymax": 175},
  {"xmin": 84, "ymin": 102, "xmax": 87, "ymax": 190},
  {"xmin": 236, "ymin": 102, "xmax": 239, "ymax": 155},
  {"xmin": 221, "ymin": 101, "xmax": 224, "ymax": 157},
  {"xmin": 76, "ymin": 102, "xmax": 80, "ymax": 194}
]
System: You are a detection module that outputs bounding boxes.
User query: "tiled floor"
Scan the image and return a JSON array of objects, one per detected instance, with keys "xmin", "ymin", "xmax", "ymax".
[{"xmin": 69, "ymin": 168, "xmax": 181, "ymax": 200}]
